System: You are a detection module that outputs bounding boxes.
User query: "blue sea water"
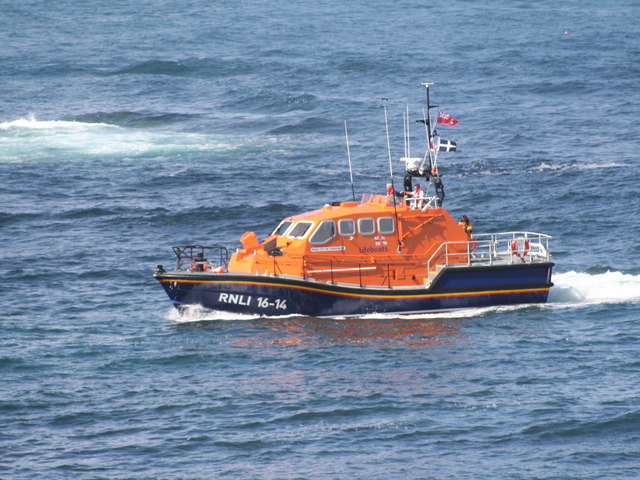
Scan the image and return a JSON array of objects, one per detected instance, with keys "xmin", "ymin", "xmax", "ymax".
[{"xmin": 1, "ymin": 0, "xmax": 640, "ymax": 478}]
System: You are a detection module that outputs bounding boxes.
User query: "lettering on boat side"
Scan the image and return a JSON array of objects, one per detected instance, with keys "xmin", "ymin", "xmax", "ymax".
[
  {"xmin": 310, "ymin": 246, "xmax": 346, "ymax": 252},
  {"xmin": 358, "ymin": 246, "xmax": 389, "ymax": 254},
  {"xmin": 218, "ymin": 293, "xmax": 287, "ymax": 310},
  {"xmin": 218, "ymin": 293, "xmax": 252, "ymax": 306}
]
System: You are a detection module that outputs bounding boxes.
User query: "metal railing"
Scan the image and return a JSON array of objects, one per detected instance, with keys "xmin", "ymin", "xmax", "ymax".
[
  {"xmin": 171, "ymin": 245, "xmax": 230, "ymax": 271},
  {"xmin": 302, "ymin": 257, "xmax": 403, "ymax": 288},
  {"xmin": 166, "ymin": 233, "xmax": 551, "ymax": 289},
  {"xmin": 425, "ymin": 231, "xmax": 552, "ymax": 283},
  {"xmin": 362, "ymin": 193, "xmax": 440, "ymax": 210}
]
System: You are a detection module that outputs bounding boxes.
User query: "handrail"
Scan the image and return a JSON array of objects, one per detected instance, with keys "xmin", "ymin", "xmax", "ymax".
[
  {"xmin": 299, "ymin": 255, "xmax": 431, "ymax": 288},
  {"xmin": 177, "ymin": 234, "xmax": 550, "ymax": 287},
  {"xmin": 307, "ymin": 266, "xmax": 377, "ymax": 274},
  {"xmin": 425, "ymin": 231, "xmax": 552, "ymax": 283},
  {"xmin": 172, "ymin": 245, "xmax": 230, "ymax": 271}
]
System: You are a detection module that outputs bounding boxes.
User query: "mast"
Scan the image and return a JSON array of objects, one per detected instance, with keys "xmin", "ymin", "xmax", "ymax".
[
  {"xmin": 343, "ymin": 121, "xmax": 356, "ymax": 202},
  {"xmin": 420, "ymin": 82, "xmax": 445, "ymax": 207},
  {"xmin": 421, "ymin": 81, "xmax": 436, "ymax": 176},
  {"xmin": 383, "ymin": 99, "xmax": 394, "ymax": 180}
]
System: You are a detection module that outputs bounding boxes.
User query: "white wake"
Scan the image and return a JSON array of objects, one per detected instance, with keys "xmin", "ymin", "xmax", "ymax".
[
  {"xmin": 549, "ymin": 270, "xmax": 640, "ymax": 305},
  {"xmin": 0, "ymin": 115, "xmax": 245, "ymax": 161}
]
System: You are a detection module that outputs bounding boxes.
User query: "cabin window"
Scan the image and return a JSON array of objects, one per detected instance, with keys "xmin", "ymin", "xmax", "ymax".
[
  {"xmin": 309, "ymin": 220, "xmax": 336, "ymax": 245},
  {"xmin": 378, "ymin": 217, "xmax": 395, "ymax": 234},
  {"xmin": 338, "ymin": 219, "xmax": 355, "ymax": 236},
  {"xmin": 287, "ymin": 221, "xmax": 314, "ymax": 239},
  {"xmin": 272, "ymin": 220, "xmax": 293, "ymax": 237},
  {"xmin": 358, "ymin": 218, "xmax": 375, "ymax": 235}
]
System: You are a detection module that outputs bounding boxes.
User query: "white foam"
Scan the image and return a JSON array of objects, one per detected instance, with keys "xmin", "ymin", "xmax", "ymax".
[
  {"xmin": 0, "ymin": 116, "xmax": 116, "ymax": 131},
  {"xmin": 0, "ymin": 115, "xmax": 243, "ymax": 160},
  {"xmin": 358, "ymin": 307, "xmax": 503, "ymax": 320},
  {"xmin": 549, "ymin": 270, "xmax": 640, "ymax": 305},
  {"xmin": 166, "ymin": 305, "xmax": 263, "ymax": 323},
  {"xmin": 536, "ymin": 161, "xmax": 627, "ymax": 172}
]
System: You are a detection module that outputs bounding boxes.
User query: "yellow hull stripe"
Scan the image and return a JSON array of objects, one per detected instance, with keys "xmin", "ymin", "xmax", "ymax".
[{"xmin": 160, "ymin": 278, "xmax": 549, "ymax": 301}]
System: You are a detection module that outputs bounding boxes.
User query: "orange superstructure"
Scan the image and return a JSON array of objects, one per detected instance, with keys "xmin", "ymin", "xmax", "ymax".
[{"xmin": 229, "ymin": 193, "xmax": 469, "ymax": 288}]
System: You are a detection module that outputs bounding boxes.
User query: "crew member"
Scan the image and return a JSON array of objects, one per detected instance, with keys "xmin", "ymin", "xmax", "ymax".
[
  {"xmin": 403, "ymin": 174, "xmax": 412, "ymax": 193},
  {"xmin": 409, "ymin": 183, "xmax": 424, "ymax": 209},
  {"xmin": 386, "ymin": 183, "xmax": 395, "ymax": 196},
  {"xmin": 458, "ymin": 214, "xmax": 473, "ymax": 238},
  {"xmin": 434, "ymin": 177, "xmax": 445, "ymax": 206},
  {"xmin": 191, "ymin": 251, "xmax": 208, "ymax": 271}
]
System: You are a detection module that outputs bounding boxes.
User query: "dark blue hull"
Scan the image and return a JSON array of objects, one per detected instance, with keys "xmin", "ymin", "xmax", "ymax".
[{"xmin": 154, "ymin": 263, "xmax": 554, "ymax": 317}]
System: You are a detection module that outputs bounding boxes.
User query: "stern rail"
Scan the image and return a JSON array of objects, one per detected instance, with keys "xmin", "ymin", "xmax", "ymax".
[{"xmin": 426, "ymin": 231, "xmax": 552, "ymax": 284}]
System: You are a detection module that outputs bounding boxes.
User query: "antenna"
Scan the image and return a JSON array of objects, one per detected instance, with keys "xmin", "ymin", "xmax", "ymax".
[
  {"xmin": 421, "ymin": 81, "xmax": 434, "ymax": 98},
  {"xmin": 403, "ymin": 109, "xmax": 408, "ymax": 158},
  {"xmin": 343, "ymin": 120, "xmax": 356, "ymax": 202},
  {"xmin": 404, "ymin": 105, "xmax": 411, "ymax": 158},
  {"xmin": 383, "ymin": 99, "xmax": 403, "ymax": 254},
  {"xmin": 421, "ymin": 82, "xmax": 437, "ymax": 113},
  {"xmin": 383, "ymin": 99, "xmax": 393, "ymax": 178}
]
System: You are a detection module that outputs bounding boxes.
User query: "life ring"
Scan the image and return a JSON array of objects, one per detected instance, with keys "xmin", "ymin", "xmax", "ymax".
[
  {"xmin": 511, "ymin": 237, "xmax": 530, "ymax": 258},
  {"xmin": 190, "ymin": 263, "xmax": 208, "ymax": 272},
  {"xmin": 211, "ymin": 266, "xmax": 225, "ymax": 274}
]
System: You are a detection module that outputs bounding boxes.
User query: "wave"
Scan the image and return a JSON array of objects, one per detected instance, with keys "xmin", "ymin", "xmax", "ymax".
[
  {"xmin": 0, "ymin": 115, "xmax": 248, "ymax": 162},
  {"xmin": 167, "ymin": 304, "xmax": 484, "ymax": 324},
  {"xmin": 267, "ymin": 116, "xmax": 337, "ymax": 135},
  {"xmin": 524, "ymin": 409, "xmax": 640, "ymax": 440},
  {"xmin": 166, "ymin": 305, "xmax": 264, "ymax": 323},
  {"xmin": 111, "ymin": 60, "xmax": 193, "ymax": 76},
  {"xmin": 109, "ymin": 57, "xmax": 259, "ymax": 78},
  {"xmin": 221, "ymin": 90, "xmax": 319, "ymax": 115},
  {"xmin": 549, "ymin": 270, "xmax": 640, "ymax": 305},
  {"xmin": 0, "ymin": 116, "xmax": 116, "ymax": 132},
  {"xmin": 67, "ymin": 111, "xmax": 198, "ymax": 128},
  {"xmin": 535, "ymin": 160, "xmax": 629, "ymax": 172},
  {"xmin": 439, "ymin": 156, "xmax": 632, "ymax": 181}
]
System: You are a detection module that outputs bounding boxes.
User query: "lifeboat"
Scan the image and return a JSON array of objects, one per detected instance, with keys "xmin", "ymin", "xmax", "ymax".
[{"xmin": 154, "ymin": 85, "xmax": 554, "ymax": 317}]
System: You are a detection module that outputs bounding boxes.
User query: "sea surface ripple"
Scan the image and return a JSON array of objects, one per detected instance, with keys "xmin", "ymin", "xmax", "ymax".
[{"xmin": 1, "ymin": 1, "xmax": 639, "ymax": 479}]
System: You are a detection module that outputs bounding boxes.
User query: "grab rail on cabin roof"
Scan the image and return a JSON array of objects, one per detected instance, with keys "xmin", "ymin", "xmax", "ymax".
[
  {"xmin": 425, "ymin": 231, "xmax": 552, "ymax": 283},
  {"xmin": 361, "ymin": 193, "xmax": 440, "ymax": 209}
]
